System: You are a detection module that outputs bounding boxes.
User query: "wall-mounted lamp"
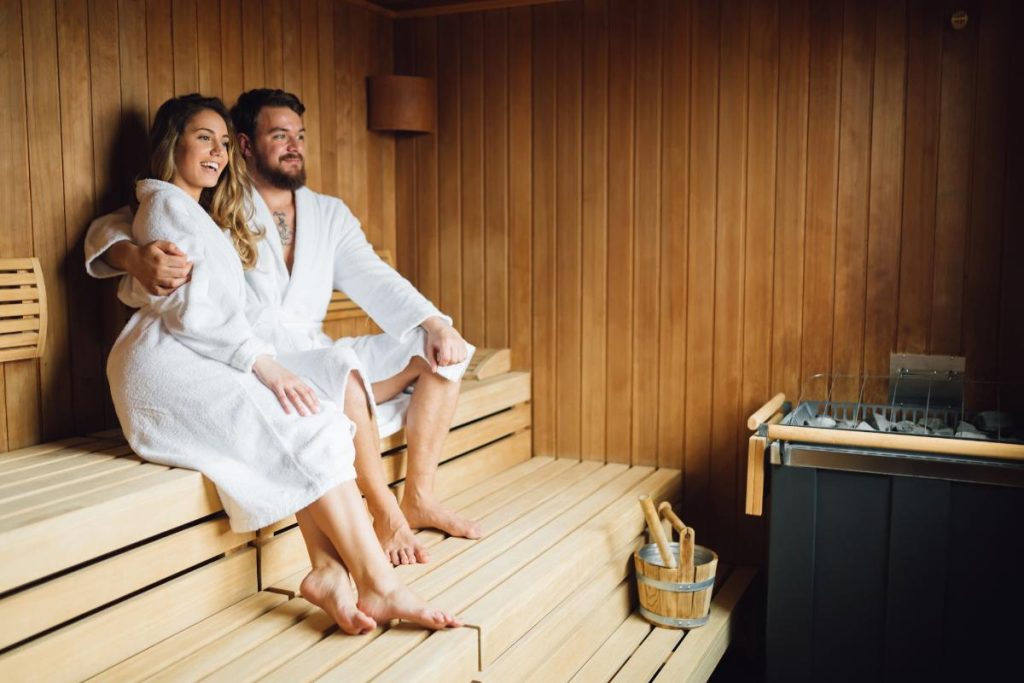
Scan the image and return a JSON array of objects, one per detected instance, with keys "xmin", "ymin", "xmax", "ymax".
[
  {"xmin": 367, "ymin": 75, "xmax": 435, "ymax": 134},
  {"xmin": 951, "ymin": 9, "xmax": 968, "ymax": 30}
]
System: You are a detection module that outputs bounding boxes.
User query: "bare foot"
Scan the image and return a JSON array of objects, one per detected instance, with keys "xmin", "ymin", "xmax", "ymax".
[
  {"xmin": 402, "ymin": 495, "xmax": 483, "ymax": 540},
  {"xmin": 372, "ymin": 509, "xmax": 431, "ymax": 566},
  {"xmin": 300, "ymin": 566, "xmax": 377, "ymax": 635},
  {"xmin": 357, "ymin": 580, "xmax": 462, "ymax": 630}
]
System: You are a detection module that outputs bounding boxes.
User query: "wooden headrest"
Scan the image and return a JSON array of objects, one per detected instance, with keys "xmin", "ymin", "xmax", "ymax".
[{"xmin": 0, "ymin": 258, "xmax": 47, "ymax": 363}]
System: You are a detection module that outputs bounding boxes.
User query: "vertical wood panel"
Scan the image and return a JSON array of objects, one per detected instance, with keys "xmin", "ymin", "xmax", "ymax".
[
  {"xmin": 438, "ymin": 14, "xmax": 463, "ymax": 326},
  {"xmin": 394, "ymin": 20, "xmax": 417, "ymax": 284},
  {"xmin": 963, "ymin": 0, "xmax": 1008, "ymax": 389},
  {"xmin": 711, "ymin": 0, "xmax": 749, "ymax": 554},
  {"xmin": 2, "ymin": 0, "xmax": 34, "ymax": 449},
  {"xmin": 299, "ymin": 0, "xmax": 321, "ymax": 189},
  {"xmin": 738, "ymin": 0, "xmax": 778, "ymax": 558},
  {"xmin": 799, "ymin": 0, "xmax": 842, "ymax": 392},
  {"xmin": 580, "ymin": 0, "xmax": 608, "ymax": 461},
  {"xmin": 862, "ymin": 0, "xmax": 906, "ymax": 380},
  {"xmin": 831, "ymin": 0, "xmax": 874, "ymax": 388},
  {"xmin": 196, "ymin": 0, "xmax": 222, "ymax": 98},
  {"xmin": 770, "ymin": 0, "xmax": 809, "ymax": 403},
  {"xmin": 554, "ymin": 0, "xmax": 582, "ymax": 460},
  {"xmin": 262, "ymin": 0, "xmax": 284, "ymax": 89},
  {"xmin": 531, "ymin": 4, "xmax": 556, "ymax": 456},
  {"xmin": 24, "ymin": 0, "xmax": 70, "ymax": 442},
  {"xmin": 171, "ymin": 0, "xmax": 198, "ymax": 93},
  {"xmin": 930, "ymin": 9, "xmax": 977, "ymax": 355},
  {"xmin": 316, "ymin": 0, "xmax": 337, "ymax": 198},
  {"xmin": 219, "ymin": 0, "xmax": 243, "ymax": 104},
  {"xmin": 241, "ymin": 0, "xmax": 264, "ymax": 91},
  {"xmin": 333, "ymin": 2, "xmax": 354, "ymax": 206},
  {"xmin": 347, "ymin": 7, "xmax": 370, "ymax": 234},
  {"xmin": 683, "ymin": 0, "xmax": 719, "ymax": 526},
  {"xmin": 483, "ymin": 11, "xmax": 509, "ymax": 349},
  {"xmin": 413, "ymin": 18, "xmax": 440, "ymax": 304},
  {"xmin": 897, "ymin": 0, "xmax": 942, "ymax": 355},
  {"xmin": 58, "ymin": 0, "xmax": 103, "ymax": 435},
  {"xmin": 460, "ymin": 12, "xmax": 486, "ymax": 345},
  {"xmin": 631, "ymin": 0, "xmax": 661, "ymax": 466},
  {"xmin": 507, "ymin": 7, "xmax": 532, "ymax": 371},
  {"xmin": 604, "ymin": 0, "xmax": 634, "ymax": 463},
  {"xmin": 147, "ymin": 0, "xmax": 174, "ymax": 120}
]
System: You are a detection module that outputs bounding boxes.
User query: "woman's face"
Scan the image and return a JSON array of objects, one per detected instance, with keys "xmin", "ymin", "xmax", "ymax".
[{"xmin": 172, "ymin": 108, "xmax": 231, "ymax": 201}]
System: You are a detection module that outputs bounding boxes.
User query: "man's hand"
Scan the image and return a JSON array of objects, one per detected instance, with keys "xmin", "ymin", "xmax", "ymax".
[
  {"xmin": 107, "ymin": 240, "xmax": 192, "ymax": 296},
  {"xmin": 252, "ymin": 355, "xmax": 320, "ymax": 416},
  {"xmin": 421, "ymin": 317, "xmax": 468, "ymax": 372}
]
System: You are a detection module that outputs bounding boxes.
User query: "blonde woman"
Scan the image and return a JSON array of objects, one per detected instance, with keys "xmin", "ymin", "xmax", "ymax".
[{"xmin": 107, "ymin": 94, "xmax": 459, "ymax": 634}]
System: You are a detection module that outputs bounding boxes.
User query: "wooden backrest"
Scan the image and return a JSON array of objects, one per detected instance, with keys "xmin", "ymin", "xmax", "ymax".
[
  {"xmin": 0, "ymin": 258, "xmax": 47, "ymax": 363},
  {"xmin": 323, "ymin": 249, "xmax": 395, "ymax": 323}
]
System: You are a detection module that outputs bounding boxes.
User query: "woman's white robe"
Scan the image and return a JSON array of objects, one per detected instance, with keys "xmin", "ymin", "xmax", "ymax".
[
  {"xmin": 87, "ymin": 187, "xmax": 473, "ymax": 437},
  {"xmin": 107, "ymin": 180, "xmax": 357, "ymax": 532}
]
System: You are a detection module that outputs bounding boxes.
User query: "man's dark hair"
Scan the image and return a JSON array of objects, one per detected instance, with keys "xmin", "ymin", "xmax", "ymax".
[{"xmin": 230, "ymin": 89, "xmax": 306, "ymax": 139}]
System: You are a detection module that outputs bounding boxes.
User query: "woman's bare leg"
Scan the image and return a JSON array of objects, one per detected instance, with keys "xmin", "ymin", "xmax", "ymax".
[
  {"xmin": 295, "ymin": 510, "xmax": 376, "ymax": 635},
  {"xmin": 304, "ymin": 480, "xmax": 461, "ymax": 629},
  {"xmin": 344, "ymin": 373, "xmax": 428, "ymax": 565},
  {"xmin": 372, "ymin": 357, "xmax": 481, "ymax": 540}
]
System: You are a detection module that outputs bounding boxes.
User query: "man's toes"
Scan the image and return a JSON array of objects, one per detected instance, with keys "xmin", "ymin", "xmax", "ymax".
[
  {"xmin": 354, "ymin": 611, "xmax": 377, "ymax": 633},
  {"xmin": 399, "ymin": 548, "xmax": 412, "ymax": 565},
  {"xmin": 388, "ymin": 550, "xmax": 401, "ymax": 566},
  {"xmin": 414, "ymin": 546, "xmax": 431, "ymax": 564}
]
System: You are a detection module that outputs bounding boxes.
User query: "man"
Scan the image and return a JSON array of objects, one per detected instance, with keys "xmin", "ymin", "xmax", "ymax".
[{"xmin": 86, "ymin": 89, "xmax": 481, "ymax": 567}]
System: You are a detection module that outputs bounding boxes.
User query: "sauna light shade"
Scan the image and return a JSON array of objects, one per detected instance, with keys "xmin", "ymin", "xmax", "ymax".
[{"xmin": 367, "ymin": 75, "xmax": 435, "ymax": 133}]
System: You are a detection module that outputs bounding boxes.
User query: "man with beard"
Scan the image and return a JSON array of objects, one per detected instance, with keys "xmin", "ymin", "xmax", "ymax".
[{"xmin": 86, "ymin": 89, "xmax": 481, "ymax": 568}]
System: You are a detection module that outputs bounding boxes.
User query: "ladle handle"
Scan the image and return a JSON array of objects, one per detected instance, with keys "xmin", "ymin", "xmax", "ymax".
[{"xmin": 639, "ymin": 495, "xmax": 677, "ymax": 568}]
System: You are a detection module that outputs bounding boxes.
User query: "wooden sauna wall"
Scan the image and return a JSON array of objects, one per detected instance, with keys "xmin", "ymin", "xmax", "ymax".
[
  {"xmin": 0, "ymin": 0, "xmax": 395, "ymax": 451},
  {"xmin": 394, "ymin": 0, "xmax": 1024, "ymax": 560}
]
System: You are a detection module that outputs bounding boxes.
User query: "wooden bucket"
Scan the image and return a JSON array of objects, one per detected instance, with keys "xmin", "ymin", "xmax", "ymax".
[{"xmin": 634, "ymin": 542, "xmax": 719, "ymax": 629}]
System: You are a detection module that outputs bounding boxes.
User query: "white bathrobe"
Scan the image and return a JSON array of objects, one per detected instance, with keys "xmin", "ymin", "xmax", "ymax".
[
  {"xmin": 87, "ymin": 187, "xmax": 474, "ymax": 437},
  {"xmin": 107, "ymin": 180, "xmax": 358, "ymax": 532}
]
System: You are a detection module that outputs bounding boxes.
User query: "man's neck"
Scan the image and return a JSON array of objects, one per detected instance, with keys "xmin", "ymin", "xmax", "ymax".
[{"xmin": 253, "ymin": 177, "xmax": 295, "ymax": 212}]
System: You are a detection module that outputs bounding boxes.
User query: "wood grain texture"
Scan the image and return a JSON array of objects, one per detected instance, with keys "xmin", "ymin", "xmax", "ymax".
[{"xmin": 392, "ymin": 0, "xmax": 1021, "ymax": 565}]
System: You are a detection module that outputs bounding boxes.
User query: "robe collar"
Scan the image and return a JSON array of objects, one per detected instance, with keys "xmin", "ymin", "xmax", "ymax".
[{"xmin": 251, "ymin": 186, "xmax": 316, "ymax": 308}]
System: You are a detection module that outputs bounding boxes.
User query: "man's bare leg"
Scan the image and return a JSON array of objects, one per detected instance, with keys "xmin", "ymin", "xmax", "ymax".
[
  {"xmin": 304, "ymin": 480, "xmax": 461, "ymax": 630},
  {"xmin": 295, "ymin": 509, "xmax": 374, "ymax": 635},
  {"xmin": 373, "ymin": 356, "xmax": 482, "ymax": 540},
  {"xmin": 344, "ymin": 371, "xmax": 429, "ymax": 565}
]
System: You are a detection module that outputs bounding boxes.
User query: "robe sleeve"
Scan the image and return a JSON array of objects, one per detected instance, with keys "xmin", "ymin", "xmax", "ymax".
[
  {"xmin": 133, "ymin": 193, "xmax": 276, "ymax": 372},
  {"xmin": 330, "ymin": 203, "xmax": 451, "ymax": 340},
  {"xmin": 84, "ymin": 206, "xmax": 133, "ymax": 279},
  {"xmin": 83, "ymin": 205, "xmax": 157, "ymax": 310}
]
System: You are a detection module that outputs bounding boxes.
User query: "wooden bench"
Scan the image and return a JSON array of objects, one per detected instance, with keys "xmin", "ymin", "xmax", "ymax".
[{"xmin": 0, "ymin": 359, "xmax": 531, "ymax": 681}]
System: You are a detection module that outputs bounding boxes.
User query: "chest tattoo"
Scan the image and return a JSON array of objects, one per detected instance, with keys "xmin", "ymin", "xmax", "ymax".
[{"xmin": 272, "ymin": 211, "xmax": 294, "ymax": 246}]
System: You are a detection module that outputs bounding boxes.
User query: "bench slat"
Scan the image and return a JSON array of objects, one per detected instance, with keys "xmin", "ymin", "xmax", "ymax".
[
  {"xmin": 652, "ymin": 567, "xmax": 757, "ymax": 683},
  {"xmin": 0, "ymin": 456, "xmax": 140, "ymax": 503},
  {"xmin": 0, "ymin": 518, "xmax": 253, "ymax": 650},
  {"xmin": 325, "ymin": 466, "xmax": 649, "ymax": 681},
  {"xmin": 610, "ymin": 623, "xmax": 685, "ymax": 683},
  {"xmin": 0, "ymin": 462, "xmax": 164, "ymax": 520},
  {"xmin": 467, "ymin": 468, "xmax": 682, "ymax": 666},
  {"xmin": 372, "ymin": 627, "xmax": 479, "ymax": 683},
  {"xmin": 481, "ymin": 547, "xmax": 637, "ymax": 682},
  {"xmin": 0, "ymin": 467, "xmax": 220, "ymax": 593},
  {"xmin": 147, "ymin": 598, "xmax": 317, "ymax": 682},
  {"xmin": 89, "ymin": 592, "xmax": 288, "ymax": 682},
  {"xmin": 0, "ymin": 550, "xmax": 257, "ymax": 683},
  {"xmin": 569, "ymin": 614, "xmax": 653, "ymax": 683}
]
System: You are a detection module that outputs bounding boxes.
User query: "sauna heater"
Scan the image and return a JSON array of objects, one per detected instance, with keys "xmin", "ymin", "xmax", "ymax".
[{"xmin": 747, "ymin": 355, "xmax": 1024, "ymax": 682}]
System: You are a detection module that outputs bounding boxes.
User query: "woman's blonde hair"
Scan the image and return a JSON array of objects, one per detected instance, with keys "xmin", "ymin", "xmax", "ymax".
[{"xmin": 148, "ymin": 94, "xmax": 264, "ymax": 269}]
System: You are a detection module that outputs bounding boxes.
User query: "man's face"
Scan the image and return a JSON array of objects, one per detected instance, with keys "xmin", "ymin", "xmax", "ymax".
[{"xmin": 243, "ymin": 106, "xmax": 306, "ymax": 190}]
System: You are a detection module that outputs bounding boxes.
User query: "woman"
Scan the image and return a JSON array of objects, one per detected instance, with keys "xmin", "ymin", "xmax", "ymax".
[{"xmin": 107, "ymin": 94, "xmax": 458, "ymax": 634}]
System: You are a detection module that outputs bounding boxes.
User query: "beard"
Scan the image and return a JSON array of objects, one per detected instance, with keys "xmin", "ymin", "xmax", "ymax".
[{"xmin": 254, "ymin": 152, "xmax": 306, "ymax": 191}]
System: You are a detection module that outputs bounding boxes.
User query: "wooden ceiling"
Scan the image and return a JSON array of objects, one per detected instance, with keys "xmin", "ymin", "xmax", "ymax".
[{"xmin": 362, "ymin": 0, "xmax": 552, "ymax": 18}]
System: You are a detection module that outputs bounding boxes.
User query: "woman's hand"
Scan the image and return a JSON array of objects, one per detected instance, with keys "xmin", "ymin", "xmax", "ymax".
[
  {"xmin": 421, "ymin": 317, "xmax": 468, "ymax": 372},
  {"xmin": 252, "ymin": 355, "xmax": 320, "ymax": 416}
]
